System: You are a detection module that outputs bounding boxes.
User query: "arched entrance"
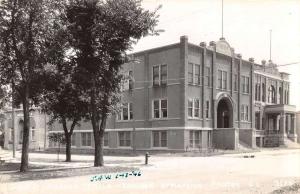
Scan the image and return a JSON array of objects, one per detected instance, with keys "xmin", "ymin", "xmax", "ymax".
[{"xmin": 217, "ymin": 98, "xmax": 233, "ymax": 128}]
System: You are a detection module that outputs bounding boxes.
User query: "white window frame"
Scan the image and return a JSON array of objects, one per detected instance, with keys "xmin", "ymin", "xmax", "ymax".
[
  {"xmin": 242, "ymin": 76, "xmax": 250, "ymax": 94},
  {"xmin": 189, "ymin": 130, "xmax": 202, "ymax": 148},
  {"xmin": 152, "ymin": 99, "xmax": 168, "ymax": 119},
  {"xmin": 117, "ymin": 102, "xmax": 133, "ymax": 121},
  {"xmin": 205, "ymin": 66, "xmax": 211, "ymax": 86},
  {"xmin": 188, "ymin": 62, "xmax": 201, "ymax": 85},
  {"xmin": 218, "ymin": 70, "xmax": 227, "ymax": 90},
  {"xmin": 241, "ymin": 104, "xmax": 249, "ymax": 121},
  {"xmin": 104, "ymin": 132, "xmax": 109, "ymax": 147},
  {"xmin": 205, "ymin": 100, "xmax": 210, "ymax": 119},
  {"xmin": 31, "ymin": 129, "xmax": 36, "ymax": 141},
  {"xmin": 81, "ymin": 132, "xmax": 92, "ymax": 147},
  {"xmin": 187, "ymin": 98, "xmax": 200, "ymax": 119},
  {"xmin": 152, "ymin": 130, "xmax": 167, "ymax": 148},
  {"xmin": 118, "ymin": 131, "xmax": 131, "ymax": 147},
  {"xmin": 152, "ymin": 64, "xmax": 168, "ymax": 86}
]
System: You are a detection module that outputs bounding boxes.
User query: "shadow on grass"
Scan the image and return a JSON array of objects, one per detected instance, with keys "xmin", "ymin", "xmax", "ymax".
[{"xmin": 0, "ymin": 163, "xmax": 138, "ymax": 183}]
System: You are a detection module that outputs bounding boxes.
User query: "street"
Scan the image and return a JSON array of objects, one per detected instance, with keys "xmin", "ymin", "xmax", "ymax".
[{"xmin": 1, "ymin": 149, "xmax": 300, "ymax": 194}]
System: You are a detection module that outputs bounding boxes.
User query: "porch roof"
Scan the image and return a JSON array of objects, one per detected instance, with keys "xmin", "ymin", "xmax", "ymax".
[{"xmin": 264, "ymin": 104, "xmax": 297, "ymax": 114}]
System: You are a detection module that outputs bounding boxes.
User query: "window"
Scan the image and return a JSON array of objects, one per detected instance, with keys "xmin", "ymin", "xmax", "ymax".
[
  {"xmin": 31, "ymin": 130, "xmax": 35, "ymax": 141},
  {"xmin": 268, "ymin": 85, "xmax": 275, "ymax": 103},
  {"xmin": 255, "ymin": 75, "xmax": 261, "ymax": 101},
  {"xmin": 128, "ymin": 70, "xmax": 134, "ymax": 90},
  {"xmin": 104, "ymin": 132, "xmax": 109, "ymax": 147},
  {"xmin": 189, "ymin": 130, "xmax": 201, "ymax": 148},
  {"xmin": 119, "ymin": 131, "xmax": 131, "ymax": 147},
  {"xmin": 218, "ymin": 70, "xmax": 227, "ymax": 90},
  {"xmin": 278, "ymin": 87, "xmax": 282, "ymax": 104},
  {"xmin": 188, "ymin": 63, "xmax": 193, "ymax": 84},
  {"xmin": 153, "ymin": 99, "xmax": 168, "ymax": 119},
  {"xmin": 188, "ymin": 63, "xmax": 201, "ymax": 85},
  {"xmin": 242, "ymin": 76, "xmax": 250, "ymax": 93},
  {"xmin": 262, "ymin": 83, "xmax": 266, "ymax": 102},
  {"xmin": 71, "ymin": 134, "xmax": 76, "ymax": 146},
  {"xmin": 205, "ymin": 67, "xmax": 211, "ymax": 86},
  {"xmin": 81, "ymin": 132, "xmax": 92, "ymax": 146},
  {"xmin": 118, "ymin": 103, "xmax": 133, "ymax": 121},
  {"xmin": 153, "ymin": 131, "xmax": 167, "ymax": 147},
  {"xmin": 218, "ymin": 70, "xmax": 222, "ymax": 89},
  {"xmin": 153, "ymin": 65, "xmax": 160, "ymax": 86},
  {"xmin": 188, "ymin": 99, "xmax": 200, "ymax": 118},
  {"xmin": 205, "ymin": 100, "xmax": 210, "ymax": 118},
  {"xmin": 153, "ymin": 64, "xmax": 167, "ymax": 86},
  {"xmin": 241, "ymin": 105, "xmax": 249, "ymax": 121},
  {"xmin": 188, "ymin": 99, "xmax": 193, "ymax": 118},
  {"xmin": 234, "ymin": 74, "xmax": 238, "ymax": 91},
  {"xmin": 9, "ymin": 128, "xmax": 13, "ymax": 142},
  {"xmin": 161, "ymin": 64, "xmax": 167, "ymax": 85}
]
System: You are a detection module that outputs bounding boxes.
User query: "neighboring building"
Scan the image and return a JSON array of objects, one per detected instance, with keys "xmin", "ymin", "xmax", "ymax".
[
  {"xmin": 2, "ymin": 36, "xmax": 298, "ymax": 152},
  {"xmin": 2, "ymin": 108, "xmax": 48, "ymax": 150}
]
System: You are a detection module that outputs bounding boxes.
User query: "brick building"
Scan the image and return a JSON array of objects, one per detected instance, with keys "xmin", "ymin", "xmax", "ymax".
[{"xmin": 2, "ymin": 36, "xmax": 298, "ymax": 152}]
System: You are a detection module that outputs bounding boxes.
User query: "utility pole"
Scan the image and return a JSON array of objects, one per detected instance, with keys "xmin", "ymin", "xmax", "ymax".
[
  {"xmin": 221, "ymin": 0, "xmax": 224, "ymax": 38},
  {"xmin": 269, "ymin": 29, "xmax": 272, "ymax": 61}
]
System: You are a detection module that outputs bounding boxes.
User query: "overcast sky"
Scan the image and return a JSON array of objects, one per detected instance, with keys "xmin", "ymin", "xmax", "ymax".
[{"xmin": 132, "ymin": 0, "xmax": 300, "ymax": 110}]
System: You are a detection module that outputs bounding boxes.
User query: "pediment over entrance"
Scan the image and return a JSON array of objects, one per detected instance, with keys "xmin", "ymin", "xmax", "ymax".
[{"xmin": 216, "ymin": 38, "xmax": 233, "ymax": 56}]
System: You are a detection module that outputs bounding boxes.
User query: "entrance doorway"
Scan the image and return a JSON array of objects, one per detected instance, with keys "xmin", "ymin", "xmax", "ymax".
[{"xmin": 217, "ymin": 98, "xmax": 233, "ymax": 128}]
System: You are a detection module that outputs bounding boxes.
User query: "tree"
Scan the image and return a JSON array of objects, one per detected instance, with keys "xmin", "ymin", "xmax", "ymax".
[
  {"xmin": 0, "ymin": 0, "xmax": 65, "ymax": 172},
  {"xmin": 66, "ymin": 0, "xmax": 160, "ymax": 166},
  {"xmin": 40, "ymin": 2, "xmax": 88, "ymax": 162},
  {"xmin": 48, "ymin": 133, "xmax": 65, "ymax": 161},
  {"xmin": 42, "ymin": 68, "xmax": 88, "ymax": 162}
]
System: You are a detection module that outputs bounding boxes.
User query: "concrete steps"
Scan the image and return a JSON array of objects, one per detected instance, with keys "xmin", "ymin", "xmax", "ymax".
[
  {"xmin": 263, "ymin": 136, "xmax": 280, "ymax": 147},
  {"xmin": 282, "ymin": 138, "xmax": 300, "ymax": 148},
  {"xmin": 0, "ymin": 149, "xmax": 13, "ymax": 164}
]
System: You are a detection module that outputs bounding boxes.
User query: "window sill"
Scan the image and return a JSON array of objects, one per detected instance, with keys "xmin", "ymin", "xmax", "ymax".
[
  {"xmin": 80, "ymin": 146, "xmax": 93, "ymax": 148},
  {"xmin": 240, "ymin": 121, "xmax": 251, "ymax": 124},
  {"xmin": 188, "ymin": 83, "xmax": 202, "ymax": 87},
  {"xmin": 151, "ymin": 146, "xmax": 168, "ymax": 149},
  {"xmin": 117, "ymin": 146, "xmax": 132, "ymax": 149},
  {"xmin": 188, "ymin": 117, "xmax": 202, "ymax": 120},
  {"xmin": 150, "ymin": 118, "xmax": 180, "ymax": 121},
  {"xmin": 116, "ymin": 120, "xmax": 134, "ymax": 123}
]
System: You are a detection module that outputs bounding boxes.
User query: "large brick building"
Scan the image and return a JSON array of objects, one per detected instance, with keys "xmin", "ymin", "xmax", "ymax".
[{"xmin": 2, "ymin": 36, "xmax": 298, "ymax": 152}]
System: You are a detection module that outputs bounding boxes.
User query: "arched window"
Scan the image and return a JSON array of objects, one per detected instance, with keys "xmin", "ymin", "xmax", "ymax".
[
  {"xmin": 262, "ymin": 83, "xmax": 266, "ymax": 102},
  {"xmin": 268, "ymin": 85, "xmax": 276, "ymax": 103},
  {"xmin": 278, "ymin": 87, "xmax": 282, "ymax": 104}
]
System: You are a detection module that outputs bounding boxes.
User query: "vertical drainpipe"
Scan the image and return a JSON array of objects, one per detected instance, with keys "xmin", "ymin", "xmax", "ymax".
[
  {"xmin": 180, "ymin": 35, "xmax": 188, "ymax": 150},
  {"xmin": 249, "ymin": 57, "xmax": 256, "ymax": 148},
  {"xmin": 210, "ymin": 41, "xmax": 216, "ymax": 129},
  {"xmin": 237, "ymin": 54, "xmax": 242, "ymax": 129},
  {"xmin": 200, "ymin": 42, "xmax": 206, "ymax": 128}
]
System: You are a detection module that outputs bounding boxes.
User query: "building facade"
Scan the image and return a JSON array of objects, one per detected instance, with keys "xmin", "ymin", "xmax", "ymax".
[
  {"xmin": 2, "ymin": 36, "xmax": 298, "ymax": 152},
  {"xmin": 3, "ymin": 108, "xmax": 48, "ymax": 150}
]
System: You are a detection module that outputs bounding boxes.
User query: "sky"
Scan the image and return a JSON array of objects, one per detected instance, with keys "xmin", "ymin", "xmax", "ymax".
[{"xmin": 132, "ymin": 0, "xmax": 300, "ymax": 111}]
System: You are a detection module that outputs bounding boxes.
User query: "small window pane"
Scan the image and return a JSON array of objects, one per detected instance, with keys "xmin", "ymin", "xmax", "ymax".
[
  {"xmin": 161, "ymin": 65, "xmax": 167, "ymax": 85},
  {"xmin": 188, "ymin": 63, "xmax": 193, "ymax": 84}
]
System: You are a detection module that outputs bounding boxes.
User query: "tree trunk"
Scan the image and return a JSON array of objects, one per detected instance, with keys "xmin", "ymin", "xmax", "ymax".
[
  {"xmin": 93, "ymin": 133, "xmax": 103, "ymax": 166},
  {"xmin": 20, "ymin": 86, "xmax": 30, "ymax": 172},
  {"xmin": 65, "ymin": 133, "xmax": 71, "ymax": 162}
]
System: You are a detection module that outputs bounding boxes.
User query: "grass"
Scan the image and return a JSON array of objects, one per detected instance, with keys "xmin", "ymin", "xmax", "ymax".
[
  {"xmin": 0, "ymin": 162, "xmax": 138, "ymax": 183},
  {"xmin": 271, "ymin": 182, "xmax": 300, "ymax": 194}
]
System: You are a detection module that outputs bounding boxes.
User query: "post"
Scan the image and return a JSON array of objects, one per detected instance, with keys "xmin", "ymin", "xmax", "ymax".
[{"xmin": 44, "ymin": 113, "xmax": 47, "ymax": 150}]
